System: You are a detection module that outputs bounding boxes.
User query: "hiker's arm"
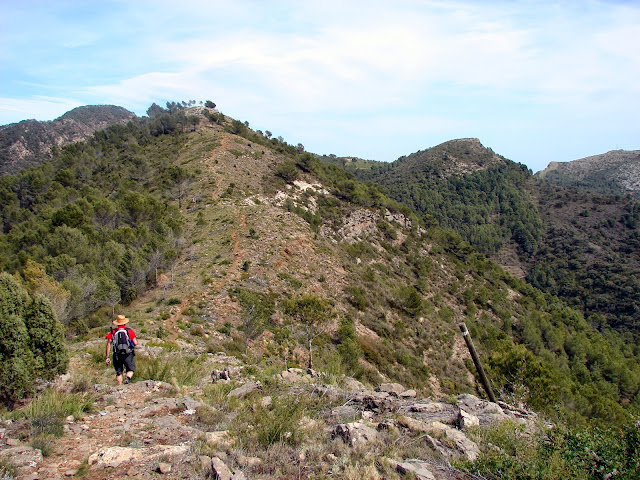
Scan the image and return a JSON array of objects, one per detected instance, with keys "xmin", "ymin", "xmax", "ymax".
[
  {"xmin": 132, "ymin": 337, "xmax": 138, "ymax": 347},
  {"xmin": 105, "ymin": 340, "xmax": 112, "ymax": 364}
]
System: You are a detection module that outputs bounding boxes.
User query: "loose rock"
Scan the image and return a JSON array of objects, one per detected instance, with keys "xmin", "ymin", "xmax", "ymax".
[
  {"xmin": 211, "ymin": 456, "xmax": 233, "ymax": 480},
  {"xmin": 396, "ymin": 459, "xmax": 436, "ymax": 480},
  {"xmin": 227, "ymin": 381, "xmax": 261, "ymax": 398}
]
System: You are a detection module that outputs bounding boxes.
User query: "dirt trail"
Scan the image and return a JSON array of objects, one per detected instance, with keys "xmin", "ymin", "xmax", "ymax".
[
  {"xmin": 163, "ymin": 135, "xmax": 246, "ymax": 340},
  {"xmin": 213, "ymin": 211, "xmax": 246, "ymax": 291},
  {"xmin": 209, "ymin": 133, "xmax": 233, "ymax": 200}
]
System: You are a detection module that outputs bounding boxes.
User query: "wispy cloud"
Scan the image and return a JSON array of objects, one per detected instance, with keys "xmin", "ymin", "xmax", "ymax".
[{"xmin": 0, "ymin": 96, "xmax": 83, "ymax": 123}]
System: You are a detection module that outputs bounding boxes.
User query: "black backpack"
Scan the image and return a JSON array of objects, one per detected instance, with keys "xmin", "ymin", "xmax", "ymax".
[{"xmin": 111, "ymin": 327, "xmax": 132, "ymax": 357}]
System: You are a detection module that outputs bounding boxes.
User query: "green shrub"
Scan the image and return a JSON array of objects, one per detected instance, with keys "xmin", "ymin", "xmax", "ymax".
[
  {"xmin": 31, "ymin": 433, "xmax": 57, "ymax": 457},
  {"xmin": 336, "ymin": 317, "xmax": 362, "ymax": 372},
  {"xmin": 345, "ymin": 286, "xmax": 367, "ymax": 311},
  {"xmin": 0, "ymin": 273, "xmax": 69, "ymax": 407},
  {"xmin": 0, "ymin": 459, "xmax": 17, "ymax": 479},
  {"xmin": 463, "ymin": 420, "xmax": 640, "ymax": 480}
]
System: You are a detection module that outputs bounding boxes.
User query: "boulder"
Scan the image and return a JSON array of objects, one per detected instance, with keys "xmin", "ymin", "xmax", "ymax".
[
  {"xmin": 182, "ymin": 396, "xmax": 203, "ymax": 411},
  {"xmin": 427, "ymin": 422, "xmax": 480, "ymax": 461},
  {"xmin": 211, "ymin": 369, "xmax": 231, "ymax": 382},
  {"xmin": 456, "ymin": 394, "xmax": 510, "ymax": 425},
  {"xmin": 396, "ymin": 416, "xmax": 431, "ymax": 434},
  {"xmin": 360, "ymin": 393, "xmax": 395, "ymax": 413},
  {"xmin": 0, "ymin": 446, "xmax": 43, "ymax": 468},
  {"xmin": 227, "ymin": 381, "xmax": 261, "ymax": 398},
  {"xmin": 330, "ymin": 405, "xmax": 360, "ymax": 422},
  {"xmin": 333, "ymin": 422, "xmax": 378, "ymax": 448},
  {"xmin": 280, "ymin": 370, "xmax": 306, "ymax": 384},
  {"xmin": 205, "ymin": 431, "xmax": 232, "ymax": 449},
  {"xmin": 88, "ymin": 445, "xmax": 189, "ymax": 468},
  {"xmin": 376, "ymin": 383, "xmax": 405, "ymax": 396},
  {"xmin": 458, "ymin": 409, "xmax": 480, "ymax": 430},
  {"xmin": 407, "ymin": 402, "xmax": 459, "ymax": 425},
  {"xmin": 399, "ymin": 389, "xmax": 417, "ymax": 398},
  {"xmin": 342, "ymin": 377, "xmax": 367, "ymax": 392}
]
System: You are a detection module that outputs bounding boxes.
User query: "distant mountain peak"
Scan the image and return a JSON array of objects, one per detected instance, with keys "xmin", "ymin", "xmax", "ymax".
[
  {"xmin": 395, "ymin": 138, "xmax": 507, "ymax": 178},
  {"xmin": 0, "ymin": 105, "xmax": 135, "ymax": 176},
  {"xmin": 536, "ymin": 149, "xmax": 640, "ymax": 198}
]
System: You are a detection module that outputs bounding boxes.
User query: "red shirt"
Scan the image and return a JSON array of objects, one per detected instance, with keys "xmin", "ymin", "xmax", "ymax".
[{"xmin": 106, "ymin": 325, "xmax": 136, "ymax": 341}]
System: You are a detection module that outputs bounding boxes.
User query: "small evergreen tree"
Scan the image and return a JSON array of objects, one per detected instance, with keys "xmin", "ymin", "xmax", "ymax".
[
  {"xmin": 24, "ymin": 295, "xmax": 69, "ymax": 379},
  {"xmin": 0, "ymin": 273, "xmax": 69, "ymax": 407}
]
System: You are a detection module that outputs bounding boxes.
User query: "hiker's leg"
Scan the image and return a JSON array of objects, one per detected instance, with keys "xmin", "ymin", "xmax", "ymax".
[
  {"xmin": 124, "ymin": 354, "xmax": 136, "ymax": 381},
  {"xmin": 114, "ymin": 356, "xmax": 125, "ymax": 385}
]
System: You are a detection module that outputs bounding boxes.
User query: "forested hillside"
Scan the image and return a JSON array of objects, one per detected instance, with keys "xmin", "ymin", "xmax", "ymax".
[
  {"xmin": 355, "ymin": 139, "xmax": 542, "ymax": 256},
  {"xmin": 349, "ymin": 140, "xmax": 640, "ymax": 336},
  {"xmin": 0, "ymin": 109, "xmax": 186, "ymax": 330},
  {"xmin": 530, "ymin": 182, "xmax": 640, "ymax": 331}
]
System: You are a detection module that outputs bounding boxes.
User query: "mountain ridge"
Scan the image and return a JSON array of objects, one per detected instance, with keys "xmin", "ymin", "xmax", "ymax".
[
  {"xmin": 0, "ymin": 105, "xmax": 135, "ymax": 175},
  {"xmin": 536, "ymin": 149, "xmax": 640, "ymax": 199}
]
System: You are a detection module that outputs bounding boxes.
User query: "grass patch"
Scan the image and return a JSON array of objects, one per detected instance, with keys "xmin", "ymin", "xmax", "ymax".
[
  {"xmin": 134, "ymin": 353, "xmax": 209, "ymax": 386},
  {"xmin": 86, "ymin": 344, "xmax": 107, "ymax": 366},
  {"xmin": 9, "ymin": 388, "xmax": 95, "ymax": 437},
  {"xmin": 0, "ymin": 459, "xmax": 17, "ymax": 479},
  {"xmin": 232, "ymin": 394, "xmax": 308, "ymax": 449},
  {"xmin": 31, "ymin": 433, "xmax": 57, "ymax": 457}
]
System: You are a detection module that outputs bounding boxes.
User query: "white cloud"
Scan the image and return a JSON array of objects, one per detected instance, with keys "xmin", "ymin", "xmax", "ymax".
[{"xmin": 1, "ymin": 0, "xmax": 638, "ymax": 167}]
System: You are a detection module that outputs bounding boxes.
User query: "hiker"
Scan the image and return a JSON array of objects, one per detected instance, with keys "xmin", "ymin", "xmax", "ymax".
[{"xmin": 105, "ymin": 314, "xmax": 138, "ymax": 385}]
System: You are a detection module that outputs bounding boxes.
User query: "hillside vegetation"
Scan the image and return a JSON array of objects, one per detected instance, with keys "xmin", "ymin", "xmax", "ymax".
[
  {"xmin": 0, "ymin": 103, "xmax": 639, "ymax": 479},
  {"xmin": 349, "ymin": 139, "xmax": 640, "ymax": 337}
]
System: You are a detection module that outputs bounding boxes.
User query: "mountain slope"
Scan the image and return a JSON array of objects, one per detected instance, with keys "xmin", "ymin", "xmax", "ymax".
[
  {"xmin": 349, "ymin": 140, "xmax": 640, "ymax": 335},
  {"xmin": 355, "ymin": 138, "xmax": 543, "ymax": 257},
  {"xmin": 536, "ymin": 149, "xmax": 640, "ymax": 199},
  {"xmin": 529, "ymin": 182, "xmax": 640, "ymax": 330},
  {"xmin": 0, "ymin": 105, "xmax": 135, "ymax": 175},
  {"xmin": 1, "ymin": 105, "xmax": 640, "ymax": 479},
  {"xmin": 2, "ymin": 108, "xmax": 639, "ymax": 414}
]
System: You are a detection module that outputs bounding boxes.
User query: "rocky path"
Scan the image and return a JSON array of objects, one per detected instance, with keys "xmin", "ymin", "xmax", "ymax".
[
  {"xmin": 1, "ymin": 380, "xmax": 209, "ymax": 480},
  {"xmin": 1, "ymin": 357, "xmax": 537, "ymax": 480}
]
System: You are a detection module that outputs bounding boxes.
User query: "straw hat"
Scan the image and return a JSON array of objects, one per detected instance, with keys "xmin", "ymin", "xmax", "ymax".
[{"xmin": 113, "ymin": 314, "xmax": 129, "ymax": 326}]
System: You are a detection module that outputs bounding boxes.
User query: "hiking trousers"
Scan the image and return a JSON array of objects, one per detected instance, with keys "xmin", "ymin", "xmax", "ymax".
[{"xmin": 113, "ymin": 351, "xmax": 135, "ymax": 375}]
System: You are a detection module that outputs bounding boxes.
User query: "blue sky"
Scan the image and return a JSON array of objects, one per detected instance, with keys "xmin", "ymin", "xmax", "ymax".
[{"xmin": 1, "ymin": 0, "xmax": 638, "ymax": 173}]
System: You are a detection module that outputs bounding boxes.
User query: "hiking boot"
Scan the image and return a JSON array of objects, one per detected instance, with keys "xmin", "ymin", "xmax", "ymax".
[{"xmin": 124, "ymin": 377, "xmax": 130, "ymax": 384}]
